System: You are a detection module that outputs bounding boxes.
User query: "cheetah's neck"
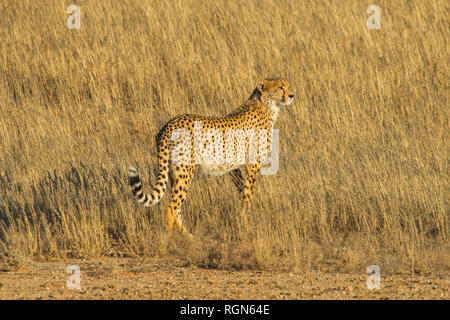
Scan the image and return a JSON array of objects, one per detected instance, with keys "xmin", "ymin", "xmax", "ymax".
[{"xmin": 267, "ymin": 100, "xmax": 280, "ymax": 124}]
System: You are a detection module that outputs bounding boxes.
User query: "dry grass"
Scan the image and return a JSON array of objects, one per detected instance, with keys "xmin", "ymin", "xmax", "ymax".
[{"xmin": 0, "ymin": 0, "xmax": 448, "ymax": 275}]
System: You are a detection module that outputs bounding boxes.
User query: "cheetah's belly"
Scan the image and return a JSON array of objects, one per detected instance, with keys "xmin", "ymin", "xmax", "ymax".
[{"xmin": 198, "ymin": 163, "xmax": 239, "ymax": 176}]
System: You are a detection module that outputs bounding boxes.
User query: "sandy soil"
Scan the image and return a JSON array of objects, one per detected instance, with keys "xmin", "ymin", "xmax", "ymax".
[{"xmin": 0, "ymin": 257, "xmax": 448, "ymax": 300}]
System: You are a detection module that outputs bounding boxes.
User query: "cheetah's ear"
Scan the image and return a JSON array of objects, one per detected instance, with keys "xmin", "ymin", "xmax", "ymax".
[{"xmin": 257, "ymin": 80, "xmax": 265, "ymax": 92}]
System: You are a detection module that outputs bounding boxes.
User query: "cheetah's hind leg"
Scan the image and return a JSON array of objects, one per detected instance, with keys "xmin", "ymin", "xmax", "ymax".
[{"xmin": 166, "ymin": 163, "xmax": 195, "ymax": 239}]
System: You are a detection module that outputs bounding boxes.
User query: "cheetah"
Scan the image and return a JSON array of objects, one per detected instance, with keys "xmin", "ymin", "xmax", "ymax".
[{"xmin": 129, "ymin": 79, "xmax": 294, "ymax": 237}]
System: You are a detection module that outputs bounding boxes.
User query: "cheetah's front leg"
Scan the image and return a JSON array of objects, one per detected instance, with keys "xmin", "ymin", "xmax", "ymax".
[
  {"xmin": 238, "ymin": 164, "xmax": 262, "ymax": 229},
  {"xmin": 241, "ymin": 164, "xmax": 262, "ymax": 207}
]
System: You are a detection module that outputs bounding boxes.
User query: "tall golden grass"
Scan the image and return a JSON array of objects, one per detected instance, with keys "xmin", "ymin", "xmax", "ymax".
[{"xmin": 0, "ymin": 0, "xmax": 448, "ymax": 274}]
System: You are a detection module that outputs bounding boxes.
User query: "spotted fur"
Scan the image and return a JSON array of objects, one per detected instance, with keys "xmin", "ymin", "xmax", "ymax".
[{"xmin": 129, "ymin": 79, "xmax": 294, "ymax": 237}]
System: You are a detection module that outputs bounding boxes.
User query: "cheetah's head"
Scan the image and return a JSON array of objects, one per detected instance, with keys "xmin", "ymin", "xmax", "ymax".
[{"xmin": 252, "ymin": 79, "xmax": 294, "ymax": 107}]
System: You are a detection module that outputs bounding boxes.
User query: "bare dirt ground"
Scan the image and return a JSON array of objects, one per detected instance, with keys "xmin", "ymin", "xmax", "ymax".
[{"xmin": 0, "ymin": 257, "xmax": 448, "ymax": 300}]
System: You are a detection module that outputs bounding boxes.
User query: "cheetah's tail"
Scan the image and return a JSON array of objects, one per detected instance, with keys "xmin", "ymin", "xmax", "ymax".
[{"xmin": 129, "ymin": 165, "xmax": 168, "ymax": 207}]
